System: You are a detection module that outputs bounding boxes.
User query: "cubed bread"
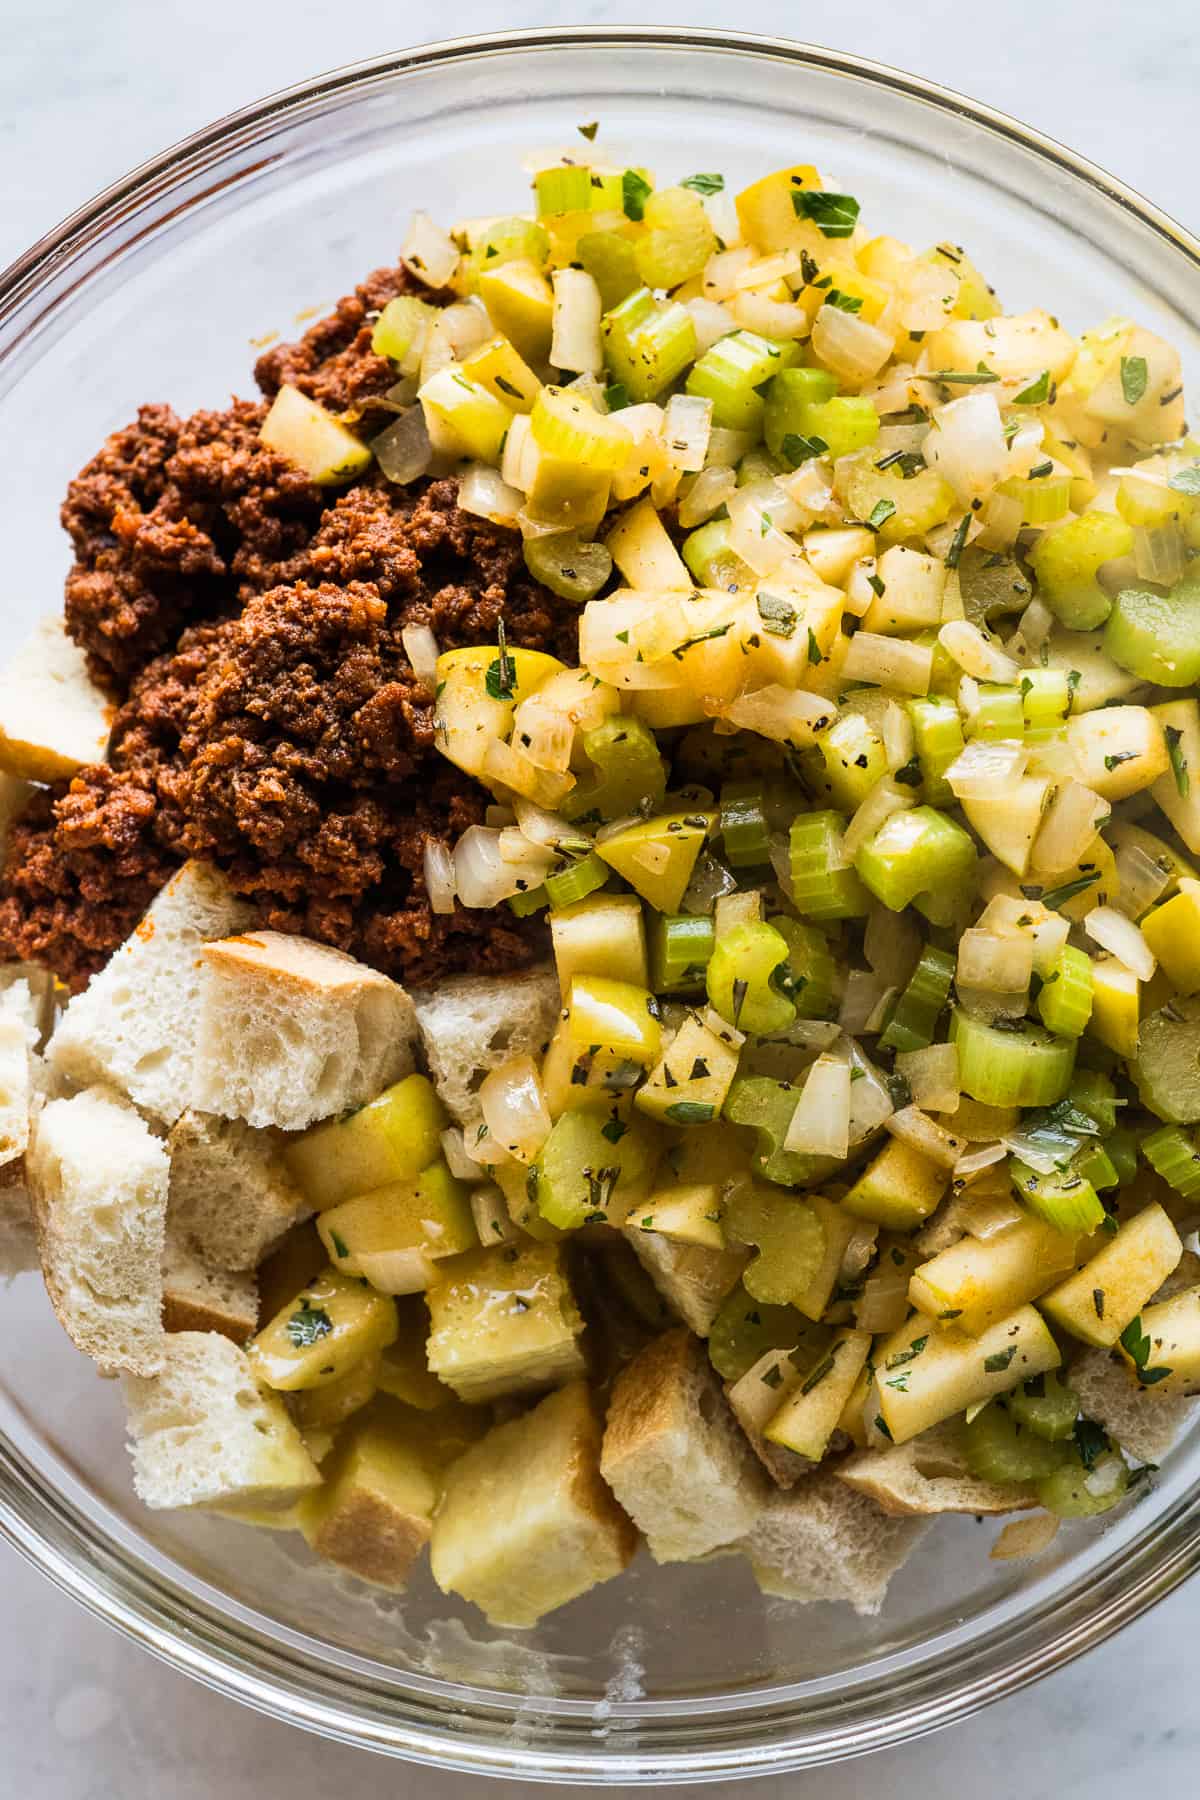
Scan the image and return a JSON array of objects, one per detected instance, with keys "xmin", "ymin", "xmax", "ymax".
[
  {"xmin": 0, "ymin": 967, "xmax": 59, "ymax": 1050},
  {"xmin": 161, "ymin": 1232, "xmax": 258, "ymax": 1344},
  {"xmin": 49, "ymin": 860, "xmax": 253, "ymax": 1125},
  {"xmin": 411, "ymin": 967, "xmax": 560, "ymax": 1128},
  {"xmin": 1069, "ymin": 1347, "xmax": 1193, "ymax": 1465},
  {"xmin": 431, "ymin": 1381, "xmax": 637, "ymax": 1627},
  {"xmin": 622, "ymin": 1226, "xmax": 748, "ymax": 1336},
  {"xmin": 425, "ymin": 1240, "xmax": 586, "ymax": 1403},
  {"xmin": 28, "ymin": 1084, "xmax": 169, "ymax": 1376},
  {"xmin": 0, "ymin": 615, "xmax": 113, "ymax": 781},
  {"xmin": 0, "ymin": 1012, "xmax": 32, "ymax": 1171},
  {"xmin": 122, "ymin": 1330, "xmax": 321, "ymax": 1509},
  {"xmin": 192, "ymin": 930, "xmax": 417, "ymax": 1131},
  {"xmin": 601, "ymin": 1328, "xmax": 767, "ymax": 1561},
  {"xmin": 166, "ymin": 1109, "xmax": 309, "ymax": 1271},
  {"xmin": 0, "ymin": 1178, "xmax": 38, "ymax": 1281},
  {"xmin": 299, "ymin": 1398, "xmax": 449, "ymax": 1589},
  {"xmin": 837, "ymin": 1420, "xmax": 1038, "ymax": 1516},
  {"xmin": 740, "ymin": 1470, "xmax": 928, "ymax": 1615}
]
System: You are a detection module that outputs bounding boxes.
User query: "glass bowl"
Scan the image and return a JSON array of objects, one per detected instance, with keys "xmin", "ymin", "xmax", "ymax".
[{"xmin": 2, "ymin": 27, "xmax": 1199, "ymax": 1784}]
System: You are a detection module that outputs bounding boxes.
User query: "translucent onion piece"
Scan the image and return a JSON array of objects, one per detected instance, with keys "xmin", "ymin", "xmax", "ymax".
[
  {"xmin": 372, "ymin": 407, "xmax": 433, "ymax": 485},
  {"xmin": 1031, "ymin": 781, "xmax": 1109, "ymax": 874},
  {"xmin": 398, "ymin": 624, "xmax": 440, "ymax": 697},
  {"xmin": 730, "ymin": 290, "xmax": 811, "ymax": 341},
  {"xmin": 684, "ymin": 296, "xmax": 737, "ymax": 354},
  {"xmin": 885, "ymin": 1105, "xmax": 966, "ymax": 1170},
  {"xmin": 856, "ymin": 1255, "xmax": 913, "ymax": 1333},
  {"xmin": 841, "ymin": 631, "xmax": 933, "ymax": 697},
  {"xmin": 550, "ymin": 268, "xmax": 603, "ymax": 374},
  {"xmin": 842, "ymin": 777, "xmax": 916, "ymax": 865},
  {"xmin": 454, "ymin": 826, "xmax": 551, "ymax": 908},
  {"xmin": 440, "ymin": 1126, "xmax": 479, "ymax": 1180},
  {"xmin": 470, "ymin": 1182, "xmax": 519, "ymax": 1246},
  {"xmin": 838, "ymin": 969, "xmax": 892, "ymax": 1034},
  {"xmin": 722, "ymin": 685, "xmax": 836, "ymax": 749},
  {"xmin": 863, "ymin": 983, "xmax": 899, "ymax": 1035},
  {"xmin": 1114, "ymin": 840, "xmax": 1171, "ymax": 920},
  {"xmin": 1083, "ymin": 906, "xmax": 1155, "ymax": 981},
  {"xmin": 662, "ymin": 393, "xmax": 714, "ymax": 474},
  {"xmin": 956, "ymin": 928, "xmax": 1033, "ymax": 998},
  {"xmin": 784, "ymin": 1055, "xmax": 851, "ymax": 1159},
  {"xmin": 944, "ymin": 738, "xmax": 1027, "ymax": 802},
  {"xmin": 512, "ymin": 798, "xmax": 591, "ymax": 852},
  {"xmin": 479, "ymin": 1055, "xmax": 553, "ymax": 1164},
  {"xmin": 840, "ymin": 1040, "xmax": 896, "ymax": 1144},
  {"xmin": 439, "ymin": 301, "xmax": 493, "ymax": 359},
  {"xmin": 864, "ymin": 900, "xmax": 922, "ymax": 988},
  {"xmin": 401, "ymin": 210, "xmax": 460, "ymax": 288},
  {"xmin": 702, "ymin": 245, "xmax": 758, "ymax": 300},
  {"xmin": 680, "ymin": 850, "xmax": 738, "ymax": 916},
  {"xmin": 954, "ymin": 1140, "xmax": 1009, "ymax": 1181},
  {"xmin": 457, "ymin": 463, "xmax": 524, "ymax": 526},
  {"xmin": 840, "ymin": 1221, "xmax": 880, "ymax": 1282},
  {"xmin": 1133, "ymin": 520, "xmax": 1187, "ymax": 586},
  {"xmin": 923, "ymin": 391, "xmax": 1009, "ymax": 502},
  {"xmin": 810, "ymin": 303, "xmax": 892, "ymax": 383},
  {"xmin": 1009, "ymin": 596, "xmax": 1055, "ymax": 655},
  {"xmin": 939, "ymin": 619, "xmax": 1021, "ymax": 683},
  {"xmin": 704, "ymin": 425, "xmax": 755, "ymax": 469},
  {"xmin": 882, "ymin": 700, "xmax": 916, "ymax": 774},
  {"xmin": 678, "ymin": 465, "xmax": 737, "ymax": 528},
  {"xmin": 423, "ymin": 838, "xmax": 457, "ymax": 915},
  {"xmin": 896, "ymin": 1042, "xmax": 960, "ymax": 1113},
  {"xmin": 778, "ymin": 459, "xmax": 835, "ymax": 522},
  {"xmin": 960, "ymin": 1185, "xmax": 1024, "ymax": 1237}
]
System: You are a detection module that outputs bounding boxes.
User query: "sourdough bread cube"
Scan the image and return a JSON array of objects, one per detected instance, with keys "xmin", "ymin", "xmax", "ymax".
[
  {"xmin": 1069, "ymin": 1347, "xmax": 1193, "ymax": 1465},
  {"xmin": 0, "ymin": 1012, "xmax": 33, "ymax": 1171},
  {"xmin": 601, "ymin": 1328, "xmax": 767, "ymax": 1561},
  {"xmin": 0, "ymin": 615, "xmax": 113, "ymax": 781},
  {"xmin": 622, "ymin": 1226, "xmax": 748, "ymax": 1336},
  {"xmin": 425, "ymin": 1240, "xmax": 586, "ymax": 1403},
  {"xmin": 122, "ymin": 1330, "xmax": 321, "ymax": 1509},
  {"xmin": 28, "ymin": 1084, "xmax": 169, "ymax": 1375},
  {"xmin": 837, "ymin": 1420, "xmax": 1038, "ymax": 1516},
  {"xmin": 167, "ymin": 1110, "xmax": 309, "ymax": 1271},
  {"xmin": 431, "ymin": 1381, "xmax": 637, "ymax": 1627},
  {"xmin": 0, "ymin": 967, "xmax": 59, "ymax": 1050},
  {"xmin": 49, "ymin": 860, "xmax": 254, "ymax": 1125},
  {"xmin": 193, "ymin": 931, "xmax": 417, "ymax": 1131},
  {"xmin": 161, "ymin": 1231, "xmax": 258, "ymax": 1344},
  {"xmin": 0, "ymin": 1177, "xmax": 38, "ymax": 1281},
  {"xmin": 411, "ymin": 967, "xmax": 560, "ymax": 1128},
  {"xmin": 740, "ymin": 1469, "xmax": 928, "ymax": 1615}
]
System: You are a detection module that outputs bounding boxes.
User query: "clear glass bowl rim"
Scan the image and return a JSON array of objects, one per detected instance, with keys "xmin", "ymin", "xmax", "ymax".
[{"xmin": 2, "ymin": 25, "xmax": 1199, "ymax": 1783}]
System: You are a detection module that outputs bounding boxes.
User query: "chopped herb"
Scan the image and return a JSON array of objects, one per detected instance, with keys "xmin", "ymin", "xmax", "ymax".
[
  {"xmin": 672, "ymin": 624, "xmax": 731, "ymax": 658},
  {"xmin": 866, "ymin": 498, "xmax": 897, "ymax": 532},
  {"xmin": 494, "ymin": 374, "xmax": 523, "ymax": 399},
  {"xmin": 892, "ymin": 757, "xmax": 924, "ymax": 788},
  {"xmin": 800, "ymin": 1349, "xmax": 838, "ymax": 1395},
  {"xmin": 875, "ymin": 1414, "xmax": 894, "ymax": 1441},
  {"xmin": 731, "ymin": 977, "xmax": 749, "ymax": 1027},
  {"xmin": 486, "ymin": 619, "xmax": 513, "ymax": 700},
  {"xmin": 286, "ymin": 1303, "xmax": 333, "ymax": 1349},
  {"xmin": 885, "ymin": 1335, "xmax": 929, "ymax": 1370},
  {"xmin": 1119, "ymin": 1315, "xmax": 1173, "ymax": 1385},
  {"xmin": 984, "ymin": 1346, "xmax": 1018, "ymax": 1374},
  {"xmin": 1027, "ymin": 460, "xmax": 1054, "ymax": 479},
  {"xmin": 1041, "ymin": 870, "xmax": 1101, "ymax": 910},
  {"xmin": 1066, "ymin": 669, "xmax": 1082, "ymax": 704},
  {"xmin": 1165, "ymin": 723, "xmax": 1190, "ymax": 797},
  {"xmin": 622, "ymin": 168, "xmax": 652, "ymax": 221},
  {"xmin": 826, "ymin": 288, "xmax": 864, "ymax": 314},
  {"xmin": 757, "ymin": 591, "xmax": 798, "ymax": 638},
  {"xmin": 875, "ymin": 448, "xmax": 925, "ymax": 478},
  {"xmin": 512, "ymin": 1296, "xmax": 530, "ymax": 1314},
  {"xmin": 1093, "ymin": 1287, "xmax": 1106, "ymax": 1320},
  {"xmin": 601, "ymin": 1118, "xmax": 627, "ymax": 1143},
  {"xmin": 329, "ymin": 1231, "xmax": 349, "ymax": 1260},
  {"xmin": 867, "ymin": 572, "xmax": 886, "ymax": 598},
  {"xmin": 604, "ymin": 381, "xmax": 630, "ymax": 411},
  {"xmin": 930, "ymin": 363, "xmax": 999, "ymax": 384},
  {"xmin": 939, "ymin": 1308, "xmax": 963, "ymax": 1321},
  {"xmin": 681, "ymin": 172, "xmax": 725, "ymax": 196},
  {"xmin": 780, "ymin": 431, "xmax": 829, "ymax": 468},
  {"xmin": 1074, "ymin": 1416, "xmax": 1108, "ymax": 1471},
  {"xmin": 1120, "ymin": 355, "xmax": 1148, "ymax": 406},
  {"xmin": 577, "ymin": 120, "xmax": 599, "ymax": 141},
  {"xmin": 1104, "ymin": 751, "xmax": 1137, "ymax": 772},
  {"xmin": 761, "ymin": 1362, "xmax": 784, "ymax": 1389},
  {"xmin": 663, "ymin": 1101, "xmax": 716, "ymax": 1124},
  {"xmin": 1012, "ymin": 369, "xmax": 1051, "ymax": 406},
  {"xmin": 791, "ymin": 189, "xmax": 860, "ymax": 238},
  {"xmin": 808, "ymin": 628, "xmax": 823, "ymax": 665},
  {"xmin": 945, "ymin": 514, "xmax": 971, "ymax": 569},
  {"xmin": 1167, "ymin": 462, "xmax": 1200, "ymax": 496}
]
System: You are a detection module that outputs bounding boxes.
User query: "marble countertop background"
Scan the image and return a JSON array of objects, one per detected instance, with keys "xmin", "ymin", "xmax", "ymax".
[{"xmin": 3, "ymin": 1, "xmax": 1198, "ymax": 1793}]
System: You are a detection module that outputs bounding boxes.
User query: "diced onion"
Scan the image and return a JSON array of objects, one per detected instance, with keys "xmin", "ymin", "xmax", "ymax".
[
  {"xmin": 896, "ymin": 260, "xmax": 957, "ymax": 330},
  {"xmin": 896, "ymin": 1043, "xmax": 960, "ymax": 1113},
  {"xmin": 453, "ymin": 825, "xmax": 553, "ymax": 908},
  {"xmin": 1008, "ymin": 596, "xmax": 1055, "ymax": 656},
  {"xmin": 470, "ymin": 1183, "xmax": 519, "ymax": 1246},
  {"xmin": 662, "ymin": 393, "xmax": 713, "ymax": 474},
  {"xmin": 401, "ymin": 210, "xmax": 460, "ymax": 288},
  {"xmin": 457, "ymin": 463, "xmax": 524, "ymax": 526},
  {"xmin": 512, "ymin": 798, "xmax": 590, "ymax": 851},
  {"xmin": 423, "ymin": 837, "xmax": 457, "ymax": 914},
  {"xmin": 811, "ymin": 304, "xmax": 893, "ymax": 383},
  {"xmin": 730, "ymin": 290, "xmax": 811, "ymax": 340},
  {"xmin": 678, "ymin": 465, "xmax": 737, "ymax": 528},
  {"xmin": 550, "ymin": 268, "xmax": 603, "ymax": 374},
  {"xmin": 923, "ymin": 392, "xmax": 1009, "ymax": 502},
  {"xmin": 702, "ymin": 245, "xmax": 758, "ymax": 300},
  {"xmin": 705, "ymin": 426, "xmax": 754, "ymax": 469},
  {"xmin": 441, "ymin": 1126, "xmax": 479, "ymax": 1179},
  {"xmin": 960, "ymin": 1184, "xmax": 1024, "ymax": 1236},
  {"xmin": 856, "ymin": 1254, "xmax": 912, "ymax": 1333},
  {"xmin": 841, "ymin": 1042, "xmax": 896, "ymax": 1143},
  {"xmin": 954, "ymin": 1141, "xmax": 1009, "ymax": 1182},
  {"xmin": 842, "ymin": 777, "xmax": 916, "ymax": 865},
  {"xmin": 720, "ymin": 685, "xmax": 836, "ymax": 748},
  {"xmin": 684, "ymin": 296, "xmax": 738, "ymax": 353},
  {"xmin": 944, "ymin": 738, "xmax": 1027, "ymax": 802},
  {"xmin": 838, "ymin": 969, "xmax": 892, "ymax": 1034},
  {"xmin": 479, "ymin": 1055, "xmax": 553, "ymax": 1164},
  {"xmin": 372, "ymin": 407, "xmax": 433, "ymax": 485},
  {"xmin": 956, "ymin": 928, "xmax": 1033, "ymax": 998},
  {"xmin": 882, "ymin": 700, "xmax": 916, "ymax": 774},
  {"xmin": 864, "ymin": 900, "xmax": 922, "ymax": 988},
  {"xmin": 1113, "ymin": 841, "xmax": 1171, "ymax": 920},
  {"xmin": 1031, "ymin": 781, "xmax": 1109, "ymax": 874},
  {"xmin": 939, "ymin": 619, "xmax": 1021, "ymax": 683},
  {"xmin": 841, "ymin": 631, "xmax": 933, "ymax": 696},
  {"xmin": 1133, "ymin": 520, "xmax": 1188, "ymax": 586},
  {"xmin": 1083, "ymin": 906, "xmax": 1155, "ymax": 981},
  {"xmin": 784, "ymin": 1055, "xmax": 852, "ymax": 1159},
  {"xmin": 885, "ymin": 1105, "xmax": 966, "ymax": 1170},
  {"xmin": 680, "ymin": 851, "xmax": 738, "ymax": 916},
  {"xmin": 400, "ymin": 624, "xmax": 440, "ymax": 695},
  {"xmin": 439, "ymin": 301, "xmax": 493, "ymax": 359}
]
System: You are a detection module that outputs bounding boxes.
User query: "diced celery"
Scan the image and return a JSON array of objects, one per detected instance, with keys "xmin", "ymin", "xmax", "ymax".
[
  {"xmin": 996, "ymin": 472, "xmax": 1072, "ymax": 525},
  {"xmin": 788, "ymin": 811, "xmax": 871, "ymax": 921},
  {"xmin": 545, "ymin": 851, "xmax": 610, "ymax": 909},
  {"xmin": 469, "ymin": 216, "xmax": 550, "ymax": 276},
  {"xmin": 720, "ymin": 781, "xmax": 771, "ymax": 868},
  {"xmin": 1008, "ymin": 1370, "xmax": 1079, "ymax": 1441},
  {"xmin": 1142, "ymin": 1123, "xmax": 1200, "ymax": 1201},
  {"xmin": 647, "ymin": 911, "xmax": 715, "ymax": 993},
  {"xmin": 530, "ymin": 385, "xmax": 631, "ymax": 472},
  {"xmin": 682, "ymin": 517, "xmax": 738, "ymax": 584},
  {"xmin": 634, "ymin": 186, "xmax": 717, "ymax": 289},
  {"xmin": 535, "ymin": 166, "xmax": 594, "ymax": 217},
  {"xmin": 1011, "ymin": 1159, "xmax": 1104, "ymax": 1233},
  {"xmin": 531, "ymin": 1108, "xmax": 660, "ymax": 1229},
  {"xmin": 968, "ymin": 684, "xmax": 1024, "ymax": 742},
  {"xmin": 906, "ymin": 696, "xmax": 964, "ymax": 805},
  {"xmin": 878, "ymin": 946, "xmax": 955, "ymax": 1054},
  {"xmin": 797, "ymin": 397, "xmax": 880, "ymax": 463},
  {"xmin": 1104, "ymin": 571, "xmax": 1200, "ymax": 688},
  {"xmin": 1036, "ymin": 944, "xmax": 1094, "ymax": 1040},
  {"xmin": 1021, "ymin": 668, "xmax": 1071, "ymax": 741},
  {"xmin": 818, "ymin": 713, "xmax": 889, "ymax": 813},
  {"xmin": 707, "ymin": 1282, "xmax": 811, "ymax": 1382},
  {"xmin": 762, "ymin": 367, "xmax": 838, "ymax": 457},
  {"xmin": 522, "ymin": 530, "xmax": 613, "ymax": 602},
  {"xmin": 951, "ymin": 1009, "xmax": 1076, "ymax": 1107},
  {"xmin": 602, "ymin": 288, "xmax": 697, "ymax": 402},
  {"xmin": 686, "ymin": 329, "xmax": 800, "ymax": 431},
  {"xmin": 419, "ymin": 367, "xmax": 512, "ymax": 464},
  {"xmin": 1131, "ymin": 999, "xmax": 1200, "ymax": 1122},
  {"xmin": 1037, "ymin": 1451, "xmax": 1130, "ymax": 1518},
  {"xmin": 560, "ymin": 715, "xmax": 668, "ymax": 823},
  {"xmin": 839, "ymin": 449, "xmax": 955, "ymax": 543},
  {"xmin": 725, "ymin": 1076, "xmax": 837, "ymax": 1187},
  {"xmin": 576, "ymin": 230, "xmax": 641, "ymax": 311},
  {"xmin": 723, "ymin": 1182, "xmax": 826, "ymax": 1307},
  {"xmin": 706, "ymin": 920, "xmax": 796, "ymax": 1035},
  {"xmin": 963, "ymin": 1403, "xmax": 1072, "ymax": 1483},
  {"xmin": 1029, "ymin": 512, "xmax": 1133, "ymax": 630},
  {"xmin": 770, "ymin": 916, "xmax": 837, "ymax": 1020},
  {"xmin": 371, "ymin": 294, "xmax": 435, "ymax": 365},
  {"xmin": 853, "ymin": 806, "xmax": 976, "ymax": 914}
]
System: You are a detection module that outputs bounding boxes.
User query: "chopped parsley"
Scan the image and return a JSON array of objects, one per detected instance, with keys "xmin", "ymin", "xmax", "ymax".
[
  {"xmin": 780, "ymin": 431, "xmax": 829, "ymax": 468},
  {"xmin": 1119, "ymin": 1315, "xmax": 1173, "ymax": 1385},
  {"xmin": 601, "ymin": 1118, "xmax": 627, "ymax": 1144},
  {"xmin": 983, "ymin": 1346, "xmax": 1018, "ymax": 1374},
  {"xmin": 791, "ymin": 189, "xmax": 860, "ymax": 238},
  {"xmin": 893, "ymin": 757, "xmax": 924, "ymax": 788},
  {"xmin": 577, "ymin": 121, "xmax": 600, "ymax": 141},
  {"xmin": 604, "ymin": 381, "xmax": 630, "ymax": 412},
  {"xmin": 1166, "ymin": 724, "xmax": 1190, "ymax": 798},
  {"xmin": 1012, "ymin": 369, "xmax": 1051, "ymax": 406},
  {"xmin": 757, "ymin": 591, "xmax": 798, "ymax": 638},
  {"xmin": 663, "ymin": 1101, "xmax": 716, "ymax": 1125},
  {"xmin": 622, "ymin": 168, "xmax": 652, "ymax": 222},
  {"xmin": 1120, "ymin": 354, "xmax": 1149, "ymax": 406},
  {"xmin": 825, "ymin": 288, "xmax": 864, "ymax": 314},
  {"xmin": 866, "ymin": 498, "xmax": 897, "ymax": 532},
  {"xmin": 930, "ymin": 362, "xmax": 998, "ymax": 384},
  {"xmin": 681, "ymin": 172, "xmax": 725, "ymax": 196},
  {"xmin": 1168, "ymin": 462, "xmax": 1200, "ymax": 496},
  {"xmin": 286, "ymin": 1302, "xmax": 334, "ymax": 1348},
  {"xmin": 1041, "ymin": 869, "xmax": 1101, "ymax": 910},
  {"xmin": 328, "ymin": 1231, "xmax": 349, "ymax": 1260}
]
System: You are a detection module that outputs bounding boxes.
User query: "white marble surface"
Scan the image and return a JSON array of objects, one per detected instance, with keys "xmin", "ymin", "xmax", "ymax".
[{"xmin": 3, "ymin": 1, "xmax": 1199, "ymax": 1794}]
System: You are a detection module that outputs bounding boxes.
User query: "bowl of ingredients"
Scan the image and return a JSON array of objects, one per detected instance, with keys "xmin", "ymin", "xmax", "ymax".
[{"xmin": 2, "ymin": 26, "xmax": 1200, "ymax": 1784}]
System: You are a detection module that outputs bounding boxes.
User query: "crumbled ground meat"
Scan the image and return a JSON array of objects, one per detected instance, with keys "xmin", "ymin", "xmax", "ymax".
[{"xmin": 0, "ymin": 265, "xmax": 575, "ymax": 989}]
